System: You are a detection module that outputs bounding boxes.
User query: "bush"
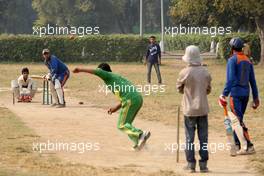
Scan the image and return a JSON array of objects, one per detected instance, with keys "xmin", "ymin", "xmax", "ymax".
[
  {"xmin": 164, "ymin": 34, "xmax": 219, "ymax": 52},
  {"xmin": 217, "ymin": 33, "xmax": 261, "ymax": 64},
  {"xmin": 0, "ymin": 35, "xmax": 148, "ymax": 62}
]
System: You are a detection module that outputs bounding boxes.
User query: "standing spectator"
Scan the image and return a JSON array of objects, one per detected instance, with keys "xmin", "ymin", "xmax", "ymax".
[
  {"xmin": 145, "ymin": 36, "xmax": 162, "ymax": 84},
  {"xmin": 177, "ymin": 45, "xmax": 212, "ymax": 173}
]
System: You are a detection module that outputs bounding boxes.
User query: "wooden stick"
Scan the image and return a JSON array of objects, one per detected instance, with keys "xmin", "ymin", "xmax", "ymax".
[
  {"xmin": 42, "ymin": 80, "xmax": 45, "ymax": 105},
  {"xmin": 13, "ymin": 92, "xmax": 15, "ymax": 105},
  {"xmin": 176, "ymin": 105, "xmax": 180, "ymax": 163}
]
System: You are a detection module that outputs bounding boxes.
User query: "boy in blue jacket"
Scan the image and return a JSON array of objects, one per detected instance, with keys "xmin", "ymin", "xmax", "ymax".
[
  {"xmin": 219, "ymin": 38, "xmax": 260, "ymax": 154},
  {"xmin": 145, "ymin": 36, "xmax": 162, "ymax": 84},
  {"xmin": 42, "ymin": 49, "xmax": 70, "ymax": 108}
]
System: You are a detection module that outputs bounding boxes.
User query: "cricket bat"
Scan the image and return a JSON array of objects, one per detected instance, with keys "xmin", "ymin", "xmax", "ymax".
[
  {"xmin": 223, "ymin": 106, "xmax": 237, "ymax": 156},
  {"xmin": 31, "ymin": 75, "xmax": 45, "ymax": 80},
  {"xmin": 228, "ymin": 109, "xmax": 248, "ymax": 152}
]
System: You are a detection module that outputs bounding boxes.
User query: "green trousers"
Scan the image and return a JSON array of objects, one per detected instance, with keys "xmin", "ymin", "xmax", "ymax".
[{"xmin": 117, "ymin": 95, "xmax": 143, "ymax": 145}]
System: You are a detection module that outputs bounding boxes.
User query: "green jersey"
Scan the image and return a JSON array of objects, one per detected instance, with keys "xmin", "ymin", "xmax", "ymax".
[{"xmin": 94, "ymin": 68, "xmax": 141, "ymax": 101}]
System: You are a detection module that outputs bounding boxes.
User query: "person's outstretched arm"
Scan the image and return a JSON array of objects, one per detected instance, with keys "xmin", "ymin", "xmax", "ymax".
[{"xmin": 73, "ymin": 68, "xmax": 95, "ymax": 74}]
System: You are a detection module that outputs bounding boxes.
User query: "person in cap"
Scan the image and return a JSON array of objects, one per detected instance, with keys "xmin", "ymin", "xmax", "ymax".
[
  {"xmin": 72, "ymin": 63, "xmax": 151, "ymax": 151},
  {"xmin": 219, "ymin": 37, "xmax": 259, "ymax": 155},
  {"xmin": 11, "ymin": 67, "xmax": 37, "ymax": 102},
  {"xmin": 176, "ymin": 45, "xmax": 212, "ymax": 173},
  {"xmin": 42, "ymin": 49, "xmax": 70, "ymax": 108}
]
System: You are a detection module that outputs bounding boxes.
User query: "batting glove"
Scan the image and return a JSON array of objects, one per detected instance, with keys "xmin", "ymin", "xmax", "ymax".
[{"xmin": 218, "ymin": 95, "xmax": 227, "ymax": 107}]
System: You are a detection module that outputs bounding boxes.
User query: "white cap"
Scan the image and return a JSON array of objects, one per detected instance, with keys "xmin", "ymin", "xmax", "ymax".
[{"xmin": 182, "ymin": 45, "xmax": 203, "ymax": 64}]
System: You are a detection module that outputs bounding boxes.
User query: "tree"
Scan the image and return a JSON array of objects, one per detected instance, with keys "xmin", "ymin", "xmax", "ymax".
[
  {"xmin": 32, "ymin": 0, "xmax": 172, "ymax": 34},
  {"xmin": 32, "ymin": 0, "xmax": 93, "ymax": 26},
  {"xmin": 215, "ymin": 0, "xmax": 264, "ymax": 65},
  {"xmin": 170, "ymin": 0, "xmax": 264, "ymax": 65},
  {"xmin": 0, "ymin": 0, "xmax": 36, "ymax": 34}
]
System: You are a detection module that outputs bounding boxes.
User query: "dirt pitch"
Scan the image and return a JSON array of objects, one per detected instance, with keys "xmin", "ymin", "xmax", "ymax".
[{"xmin": 0, "ymin": 94, "xmax": 256, "ymax": 176}]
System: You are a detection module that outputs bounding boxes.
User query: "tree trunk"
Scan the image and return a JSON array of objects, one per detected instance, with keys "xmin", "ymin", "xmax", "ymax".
[{"xmin": 255, "ymin": 17, "xmax": 264, "ymax": 66}]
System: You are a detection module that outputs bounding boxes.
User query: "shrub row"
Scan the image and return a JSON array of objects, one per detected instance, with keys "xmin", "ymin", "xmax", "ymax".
[
  {"xmin": 164, "ymin": 34, "xmax": 219, "ymax": 52},
  {"xmin": 0, "ymin": 34, "xmax": 261, "ymax": 63},
  {"xmin": 217, "ymin": 33, "xmax": 261, "ymax": 63},
  {"xmin": 0, "ymin": 35, "xmax": 148, "ymax": 62}
]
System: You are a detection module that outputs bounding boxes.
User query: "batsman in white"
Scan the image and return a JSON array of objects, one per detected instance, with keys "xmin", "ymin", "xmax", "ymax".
[
  {"xmin": 11, "ymin": 67, "xmax": 37, "ymax": 102},
  {"xmin": 42, "ymin": 49, "xmax": 70, "ymax": 108}
]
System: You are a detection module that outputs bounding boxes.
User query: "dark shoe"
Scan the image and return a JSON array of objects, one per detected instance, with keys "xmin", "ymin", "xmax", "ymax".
[
  {"xmin": 56, "ymin": 104, "xmax": 66, "ymax": 108},
  {"xmin": 183, "ymin": 162, "xmax": 196, "ymax": 173},
  {"xmin": 199, "ymin": 161, "xmax": 209, "ymax": 173},
  {"xmin": 50, "ymin": 103, "xmax": 59, "ymax": 107}
]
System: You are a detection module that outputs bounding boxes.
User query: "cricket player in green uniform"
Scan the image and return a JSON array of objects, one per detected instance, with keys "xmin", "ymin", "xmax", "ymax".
[{"xmin": 73, "ymin": 63, "xmax": 151, "ymax": 150}]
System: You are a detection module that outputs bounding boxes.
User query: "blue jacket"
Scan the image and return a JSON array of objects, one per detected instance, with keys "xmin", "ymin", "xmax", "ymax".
[
  {"xmin": 45, "ymin": 55, "xmax": 69, "ymax": 80},
  {"xmin": 223, "ymin": 52, "xmax": 258, "ymax": 100},
  {"xmin": 146, "ymin": 43, "xmax": 161, "ymax": 64}
]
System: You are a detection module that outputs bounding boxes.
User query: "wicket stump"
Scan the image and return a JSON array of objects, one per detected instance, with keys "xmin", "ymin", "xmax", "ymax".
[{"xmin": 42, "ymin": 79, "xmax": 52, "ymax": 105}]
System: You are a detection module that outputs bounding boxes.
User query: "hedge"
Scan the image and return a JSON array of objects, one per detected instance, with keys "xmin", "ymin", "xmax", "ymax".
[
  {"xmin": 0, "ymin": 35, "xmax": 148, "ymax": 62},
  {"xmin": 217, "ymin": 33, "xmax": 261, "ymax": 63},
  {"xmin": 164, "ymin": 34, "xmax": 219, "ymax": 52},
  {"xmin": 0, "ymin": 34, "xmax": 260, "ymax": 63}
]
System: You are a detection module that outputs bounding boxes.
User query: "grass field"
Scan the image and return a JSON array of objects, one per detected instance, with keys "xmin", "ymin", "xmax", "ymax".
[{"xmin": 0, "ymin": 59, "xmax": 263, "ymax": 175}]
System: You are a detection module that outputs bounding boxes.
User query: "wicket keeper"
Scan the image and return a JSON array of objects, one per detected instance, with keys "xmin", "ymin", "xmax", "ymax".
[
  {"xmin": 73, "ymin": 63, "xmax": 151, "ymax": 150},
  {"xmin": 42, "ymin": 49, "xmax": 70, "ymax": 108},
  {"xmin": 11, "ymin": 67, "xmax": 37, "ymax": 102}
]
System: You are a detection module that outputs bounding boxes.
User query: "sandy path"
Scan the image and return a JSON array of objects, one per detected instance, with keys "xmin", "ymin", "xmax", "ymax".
[{"xmin": 0, "ymin": 93, "xmax": 256, "ymax": 175}]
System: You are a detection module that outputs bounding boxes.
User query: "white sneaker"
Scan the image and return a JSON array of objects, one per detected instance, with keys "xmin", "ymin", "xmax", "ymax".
[
  {"xmin": 137, "ymin": 131, "xmax": 151, "ymax": 150},
  {"xmin": 132, "ymin": 145, "xmax": 139, "ymax": 151},
  {"xmin": 230, "ymin": 145, "xmax": 237, "ymax": 157},
  {"xmin": 237, "ymin": 146, "xmax": 256, "ymax": 155},
  {"xmin": 237, "ymin": 149, "xmax": 248, "ymax": 155},
  {"xmin": 247, "ymin": 146, "xmax": 256, "ymax": 154}
]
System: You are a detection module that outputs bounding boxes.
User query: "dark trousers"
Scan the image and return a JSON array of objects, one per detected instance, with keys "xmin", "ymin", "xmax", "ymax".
[
  {"xmin": 229, "ymin": 96, "xmax": 253, "ymax": 147},
  {"xmin": 147, "ymin": 62, "xmax": 162, "ymax": 84},
  {"xmin": 184, "ymin": 115, "xmax": 208, "ymax": 164}
]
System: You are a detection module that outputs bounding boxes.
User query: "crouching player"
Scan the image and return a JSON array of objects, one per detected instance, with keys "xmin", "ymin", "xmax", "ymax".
[
  {"xmin": 219, "ymin": 37, "xmax": 260, "ymax": 155},
  {"xmin": 73, "ymin": 63, "xmax": 151, "ymax": 150},
  {"xmin": 42, "ymin": 49, "xmax": 70, "ymax": 108},
  {"xmin": 11, "ymin": 68, "xmax": 37, "ymax": 102}
]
